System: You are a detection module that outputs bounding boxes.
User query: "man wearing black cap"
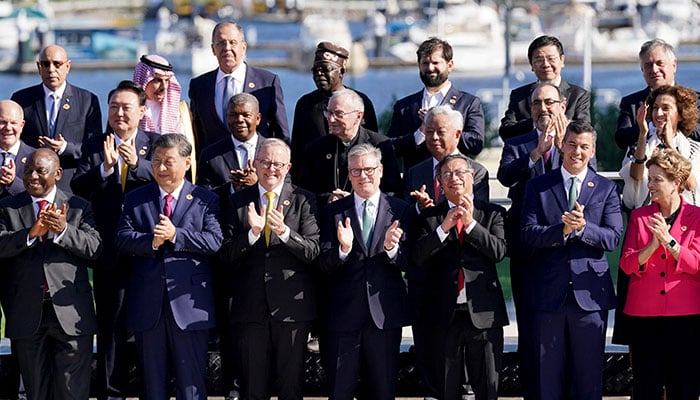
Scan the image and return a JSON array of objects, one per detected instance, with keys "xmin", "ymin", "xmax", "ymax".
[{"xmin": 290, "ymin": 41, "xmax": 378, "ymax": 182}]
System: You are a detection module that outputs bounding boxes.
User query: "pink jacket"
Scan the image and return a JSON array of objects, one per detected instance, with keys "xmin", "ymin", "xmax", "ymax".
[{"xmin": 620, "ymin": 198, "xmax": 700, "ymax": 316}]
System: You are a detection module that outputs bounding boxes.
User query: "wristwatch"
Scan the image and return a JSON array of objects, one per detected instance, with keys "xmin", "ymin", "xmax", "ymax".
[{"xmin": 665, "ymin": 239, "xmax": 677, "ymax": 249}]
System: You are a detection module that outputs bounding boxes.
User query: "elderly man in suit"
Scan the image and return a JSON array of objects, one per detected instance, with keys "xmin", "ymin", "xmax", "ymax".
[
  {"xmin": 412, "ymin": 153, "xmax": 508, "ymax": 400},
  {"xmin": 71, "ymin": 80, "xmax": 158, "ymax": 400},
  {"xmin": 387, "ymin": 37, "xmax": 484, "ymax": 172},
  {"xmin": 0, "ymin": 100, "xmax": 35, "ymax": 200},
  {"xmin": 189, "ymin": 21, "xmax": 288, "ymax": 150},
  {"xmin": 220, "ymin": 138, "xmax": 319, "ymax": 400},
  {"xmin": 520, "ymin": 121, "xmax": 622, "ymax": 399},
  {"xmin": 299, "ymin": 89, "xmax": 402, "ymax": 207},
  {"xmin": 0, "ymin": 148, "xmax": 101, "ymax": 400},
  {"xmin": 319, "ymin": 143, "xmax": 413, "ymax": 400},
  {"xmin": 11, "ymin": 45, "xmax": 102, "ymax": 192},
  {"xmin": 499, "ymin": 35, "xmax": 590, "ymax": 140},
  {"xmin": 115, "ymin": 134, "xmax": 223, "ymax": 400}
]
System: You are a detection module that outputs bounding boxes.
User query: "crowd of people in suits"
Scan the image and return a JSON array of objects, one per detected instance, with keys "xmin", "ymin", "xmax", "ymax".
[{"xmin": 0, "ymin": 16, "xmax": 698, "ymax": 400}]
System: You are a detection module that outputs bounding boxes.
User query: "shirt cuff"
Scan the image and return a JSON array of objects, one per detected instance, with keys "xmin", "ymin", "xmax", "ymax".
[
  {"xmin": 339, "ymin": 245, "xmax": 350, "ymax": 261},
  {"xmin": 464, "ymin": 220, "xmax": 477, "ymax": 234},
  {"xmin": 53, "ymin": 227, "xmax": 67, "ymax": 243},
  {"xmin": 58, "ymin": 140, "xmax": 68, "ymax": 155},
  {"xmin": 101, "ymin": 162, "xmax": 114, "ymax": 179},
  {"xmin": 248, "ymin": 228, "xmax": 261, "ymax": 245},
  {"xmin": 414, "ymin": 129, "xmax": 425, "ymax": 145},
  {"xmin": 436, "ymin": 225, "xmax": 449, "ymax": 242},
  {"xmin": 385, "ymin": 245, "xmax": 399, "ymax": 260},
  {"xmin": 278, "ymin": 226, "xmax": 290, "ymax": 243}
]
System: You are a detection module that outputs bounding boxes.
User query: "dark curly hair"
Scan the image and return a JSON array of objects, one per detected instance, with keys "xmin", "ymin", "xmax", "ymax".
[{"xmin": 646, "ymin": 85, "xmax": 699, "ymax": 137}]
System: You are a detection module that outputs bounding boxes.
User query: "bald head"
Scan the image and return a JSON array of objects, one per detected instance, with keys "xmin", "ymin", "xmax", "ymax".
[
  {"xmin": 0, "ymin": 100, "xmax": 25, "ymax": 151},
  {"xmin": 37, "ymin": 45, "xmax": 71, "ymax": 91}
]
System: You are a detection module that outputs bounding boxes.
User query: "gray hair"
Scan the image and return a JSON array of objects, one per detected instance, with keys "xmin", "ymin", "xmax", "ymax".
[
  {"xmin": 639, "ymin": 38, "xmax": 676, "ymax": 63},
  {"xmin": 347, "ymin": 143, "xmax": 382, "ymax": 166},
  {"xmin": 258, "ymin": 138, "xmax": 291, "ymax": 160},
  {"xmin": 329, "ymin": 89, "xmax": 365, "ymax": 113},
  {"xmin": 212, "ymin": 21, "xmax": 245, "ymax": 44},
  {"xmin": 424, "ymin": 105, "xmax": 463, "ymax": 131},
  {"xmin": 153, "ymin": 133, "xmax": 192, "ymax": 157}
]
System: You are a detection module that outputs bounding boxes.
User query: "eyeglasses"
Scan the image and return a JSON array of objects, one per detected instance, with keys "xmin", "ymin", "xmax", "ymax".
[
  {"xmin": 532, "ymin": 56, "xmax": 561, "ymax": 66},
  {"xmin": 312, "ymin": 65, "xmax": 340, "ymax": 74},
  {"xmin": 532, "ymin": 99, "xmax": 562, "ymax": 108},
  {"xmin": 349, "ymin": 166, "xmax": 379, "ymax": 177},
  {"xmin": 439, "ymin": 169, "xmax": 473, "ymax": 181},
  {"xmin": 38, "ymin": 60, "xmax": 67, "ymax": 69},
  {"xmin": 323, "ymin": 109, "xmax": 360, "ymax": 119},
  {"xmin": 256, "ymin": 159, "xmax": 288, "ymax": 170},
  {"xmin": 213, "ymin": 39, "xmax": 242, "ymax": 49}
]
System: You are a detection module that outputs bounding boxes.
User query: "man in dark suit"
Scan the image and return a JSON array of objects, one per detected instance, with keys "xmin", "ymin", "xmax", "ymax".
[
  {"xmin": 220, "ymin": 138, "xmax": 319, "ymax": 399},
  {"xmin": 0, "ymin": 100, "xmax": 35, "ymax": 200},
  {"xmin": 290, "ymin": 41, "xmax": 378, "ymax": 181},
  {"xmin": 11, "ymin": 45, "xmax": 102, "ymax": 193},
  {"xmin": 387, "ymin": 37, "xmax": 484, "ymax": 172},
  {"xmin": 71, "ymin": 80, "xmax": 157, "ymax": 400},
  {"xmin": 115, "ymin": 134, "xmax": 223, "ymax": 400},
  {"xmin": 189, "ymin": 21, "xmax": 288, "ymax": 150},
  {"xmin": 319, "ymin": 143, "xmax": 413, "ymax": 400},
  {"xmin": 615, "ymin": 38, "xmax": 700, "ymax": 151},
  {"xmin": 299, "ymin": 89, "xmax": 402, "ymax": 207},
  {"xmin": 520, "ymin": 121, "xmax": 622, "ymax": 400},
  {"xmin": 499, "ymin": 35, "xmax": 590, "ymax": 140},
  {"xmin": 0, "ymin": 148, "xmax": 101, "ymax": 400},
  {"xmin": 412, "ymin": 153, "xmax": 509, "ymax": 400}
]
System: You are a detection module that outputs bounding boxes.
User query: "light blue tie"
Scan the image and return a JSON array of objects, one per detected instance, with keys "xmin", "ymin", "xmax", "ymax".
[
  {"xmin": 568, "ymin": 177, "xmax": 579, "ymax": 210},
  {"xmin": 48, "ymin": 94, "xmax": 59, "ymax": 137},
  {"xmin": 362, "ymin": 200, "xmax": 374, "ymax": 248}
]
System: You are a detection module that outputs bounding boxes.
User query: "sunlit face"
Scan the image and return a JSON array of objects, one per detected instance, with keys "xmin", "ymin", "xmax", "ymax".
[
  {"xmin": 226, "ymin": 100, "xmax": 261, "ymax": 142},
  {"xmin": 145, "ymin": 73, "xmax": 171, "ymax": 103},
  {"xmin": 108, "ymin": 90, "xmax": 146, "ymax": 138},
  {"xmin": 254, "ymin": 144, "xmax": 291, "ymax": 191},
  {"xmin": 424, "ymin": 113, "xmax": 460, "ymax": 160},
  {"xmin": 438, "ymin": 158, "xmax": 474, "ymax": 204},
  {"xmin": 348, "ymin": 153, "xmax": 383, "ymax": 199},
  {"xmin": 418, "ymin": 49, "xmax": 453, "ymax": 88},
  {"xmin": 211, "ymin": 23, "xmax": 247, "ymax": 74},
  {"xmin": 651, "ymin": 93, "xmax": 681, "ymax": 133},
  {"xmin": 531, "ymin": 85, "xmax": 566, "ymax": 133},
  {"xmin": 326, "ymin": 95, "xmax": 363, "ymax": 142},
  {"xmin": 641, "ymin": 46, "xmax": 676, "ymax": 89},
  {"xmin": 0, "ymin": 101, "xmax": 24, "ymax": 151},
  {"xmin": 312, "ymin": 62, "xmax": 343, "ymax": 93},
  {"xmin": 23, "ymin": 150, "xmax": 62, "ymax": 198},
  {"xmin": 529, "ymin": 45, "xmax": 565, "ymax": 83},
  {"xmin": 152, "ymin": 146, "xmax": 191, "ymax": 193},
  {"xmin": 647, "ymin": 164, "xmax": 681, "ymax": 204},
  {"xmin": 561, "ymin": 131, "xmax": 595, "ymax": 175},
  {"xmin": 37, "ymin": 45, "xmax": 71, "ymax": 92}
]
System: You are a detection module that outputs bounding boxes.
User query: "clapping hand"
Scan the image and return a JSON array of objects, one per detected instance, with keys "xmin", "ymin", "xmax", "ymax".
[
  {"xmin": 337, "ymin": 217, "xmax": 353, "ymax": 253},
  {"xmin": 410, "ymin": 184, "xmax": 435, "ymax": 210}
]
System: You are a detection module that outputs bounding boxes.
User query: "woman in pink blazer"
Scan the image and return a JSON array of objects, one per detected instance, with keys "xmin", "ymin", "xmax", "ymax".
[{"xmin": 620, "ymin": 148, "xmax": 700, "ymax": 399}]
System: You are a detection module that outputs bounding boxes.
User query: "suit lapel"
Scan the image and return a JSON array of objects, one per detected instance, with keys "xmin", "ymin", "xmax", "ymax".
[
  {"xmin": 170, "ymin": 181, "xmax": 195, "ymax": 227},
  {"xmin": 32, "ymin": 86, "xmax": 49, "ymax": 137},
  {"xmin": 576, "ymin": 169, "xmax": 595, "ymax": 208},
  {"xmin": 524, "ymin": 132, "xmax": 546, "ymax": 176},
  {"xmin": 18, "ymin": 192, "xmax": 35, "ymax": 228},
  {"xmin": 549, "ymin": 170, "xmax": 569, "ymax": 213},
  {"xmin": 134, "ymin": 130, "xmax": 152, "ymax": 161},
  {"xmin": 221, "ymin": 139, "xmax": 240, "ymax": 171},
  {"xmin": 343, "ymin": 199, "xmax": 365, "ymax": 253},
  {"xmin": 369, "ymin": 194, "xmax": 394, "ymax": 255},
  {"xmin": 54, "ymin": 84, "xmax": 73, "ymax": 135},
  {"xmin": 441, "ymin": 87, "xmax": 460, "ymax": 107}
]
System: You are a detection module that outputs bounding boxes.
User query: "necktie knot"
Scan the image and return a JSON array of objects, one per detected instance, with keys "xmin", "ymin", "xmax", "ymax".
[{"xmin": 36, "ymin": 200, "xmax": 48, "ymax": 216}]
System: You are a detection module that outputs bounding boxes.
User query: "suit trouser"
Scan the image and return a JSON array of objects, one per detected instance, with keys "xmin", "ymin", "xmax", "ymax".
[
  {"xmin": 444, "ymin": 309, "xmax": 503, "ymax": 400},
  {"xmin": 628, "ymin": 315, "xmax": 700, "ymax": 400},
  {"xmin": 323, "ymin": 323, "xmax": 401, "ymax": 400},
  {"xmin": 531, "ymin": 293, "xmax": 607, "ymax": 400},
  {"xmin": 13, "ymin": 300, "xmax": 93, "ymax": 400},
  {"xmin": 408, "ymin": 279, "xmax": 441, "ymax": 399},
  {"xmin": 134, "ymin": 297, "xmax": 209, "ymax": 400},
  {"xmin": 235, "ymin": 316, "xmax": 311, "ymax": 400}
]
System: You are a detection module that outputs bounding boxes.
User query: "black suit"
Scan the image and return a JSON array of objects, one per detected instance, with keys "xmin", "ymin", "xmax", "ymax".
[
  {"xmin": 0, "ymin": 189, "xmax": 101, "ymax": 400},
  {"xmin": 412, "ymin": 200, "xmax": 509, "ymax": 400},
  {"xmin": 298, "ymin": 127, "xmax": 403, "ymax": 206},
  {"xmin": 290, "ymin": 87, "xmax": 378, "ymax": 182},
  {"xmin": 70, "ymin": 130, "xmax": 157, "ymax": 399},
  {"xmin": 498, "ymin": 80, "xmax": 590, "ymax": 140},
  {"xmin": 387, "ymin": 86, "xmax": 484, "ymax": 171},
  {"xmin": 11, "ymin": 83, "xmax": 102, "ymax": 192},
  {"xmin": 220, "ymin": 183, "xmax": 320, "ymax": 399},
  {"xmin": 403, "ymin": 155, "xmax": 490, "ymax": 206},
  {"xmin": 0, "ymin": 141, "xmax": 36, "ymax": 200},
  {"xmin": 189, "ymin": 64, "xmax": 289, "ymax": 150},
  {"xmin": 319, "ymin": 193, "xmax": 413, "ymax": 400}
]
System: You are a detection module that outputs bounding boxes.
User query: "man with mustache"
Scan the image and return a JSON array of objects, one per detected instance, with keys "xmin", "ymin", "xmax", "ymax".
[{"xmin": 132, "ymin": 54, "xmax": 185, "ymax": 135}]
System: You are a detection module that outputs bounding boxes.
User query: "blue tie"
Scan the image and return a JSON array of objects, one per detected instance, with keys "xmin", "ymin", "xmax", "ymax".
[{"xmin": 48, "ymin": 94, "xmax": 59, "ymax": 137}]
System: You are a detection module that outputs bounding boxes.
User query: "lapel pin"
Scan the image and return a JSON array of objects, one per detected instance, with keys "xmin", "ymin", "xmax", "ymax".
[
  {"xmin": 449, "ymin": 96, "xmax": 457, "ymax": 104},
  {"xmin": 139, "ymin": 149, "xmax": 146, "ymax": 155},
  {"xmin": 283, "ymin": 199, "xmax": 290, "ymax": 206},
  {"xmin": 62, "ymin": 103, "xmax": 70, "ymax": 110},
  {"xmin": 681, "ymin": 225, "xmax": 688, "ymax": 231},
  {"xmin": 248, "ymin": 82, "xmax": 255, "ymax": 89},
  {"xmin": 21, "ymin": 157, "xmax": 26, "ymax": 164},
  {"xmin": 587, "ymin": 182, "xmax": 594, "ymax": 187},
  {"xmin": 186, "ymin": 194, "xmax": 193, "ymax": 200},
  {"xmin": 326, "ymin": 153, "xmax": 332, "ymax": 159}
]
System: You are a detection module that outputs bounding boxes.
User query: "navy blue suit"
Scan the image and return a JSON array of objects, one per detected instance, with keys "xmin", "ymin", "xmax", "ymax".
[
  {"xmin": 189, "ymin": 64, "xmax": 289, "ymax": 150},
  {"xmin": 115, "ymin": 180, "xmax": 223, "ymax": 400},
  {"xmin": 319, "ymin": 193, "xmax": 413, "ymax": 400},
  {"xmin": 386, "ymin": 86, "xmax": 484, "ymax": 172},
  {"xmin": 520, "ymin": 168, "xmax": 622, "ymax": 400},
  {"xmin": 11, "ymin": 83, "xmax": 102, "ymax": 192}
]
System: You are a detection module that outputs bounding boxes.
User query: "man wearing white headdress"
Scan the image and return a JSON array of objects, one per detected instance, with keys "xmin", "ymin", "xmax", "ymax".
[{"xmin": 132, "ymin": 54, "xmax": 184, "ymax": 135}]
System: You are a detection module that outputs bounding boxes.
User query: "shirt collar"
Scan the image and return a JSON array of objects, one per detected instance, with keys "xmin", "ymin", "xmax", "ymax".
[
  {"xmin": 422, "ymin": 81, "xmax": 452, "ymax": 101},
  {"xmin": 2, "ymin": 140, "xmax": 21, "ymax": 156},
  {"xmin": 217, "ymin": 62, "xmax": 247, "ymax": 84},
  {"xmin": 231, "ymin": 133, "xmax": 259, "ymax": 150},
  {"xmin": 354, "ymin": 190, "xmax": 381, "ymax": 210},
  {"xmin": 561, "ymin": 166, "xmax": 588, "ymax": 185},
  {"xmin": 42, "ymin": 82, "xmax": 67, "ymax": 98},
  {"xmin": 257, "ymin": 182, "xmax": 284, "ymax": 201},
  {"xmin": 159, "ymin": 179, "xmax": 185, "ymax": 201},
  {"xmin": 31, "ymin": 185, "xmax": 57, "ymax": 205},
  {"xmin": 115, "ymin": 129, "xmax": 138, "ymax": 145},
  {"xmin": 537, "ymin": 76, "xmax": 562, "ymax": 87}
]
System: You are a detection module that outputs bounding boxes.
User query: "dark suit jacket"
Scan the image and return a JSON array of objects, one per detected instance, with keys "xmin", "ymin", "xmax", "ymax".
[
  {"xmin": 196, "ymin": 135, "xmax": 259, "ymax": 192},
  {"xmin": 189, "ymin": 64, "xmax": 289, "ymax": 149},
  {"xmin": 220, "ymin": 183, "xmax": 320, "ymax": 323},
  {"xmin": 412, "ymin": 200, "xmax": 509, "ymax": 330},
  {"xmin": 520, "ymin": 168, "xmax": 622, "ymax": 312},
  {"xmin": 115, "ymin": 181, "xmax": 223, "ymax": 332},
  {"xmin": 615, "ymin": 86, "xmax": 700, "ymax": 150},
  {"xmin": 319, "ymin": 193, "xmax": 413, "ymax": 331},
  {"xmin": 11, "ymin": 83, "xmax": 102, "ymax": 192},
  {"xmin": 70, "ymin": 130, "xmax": 157, "ymax": 269},
  {"xmin": 0, "ymin": 141, "xmax": 36, "ymax": 199},
  {"xmin": 498, "ymin": 80, "xmax": 590, "ymax": 140},
  {"xmin": 0, "ymin": 189, "xmax": 101, "ymax": 338},
  {"xmin": 403, "ymin": 155, "xmax": 490, "ymax": 205},
  {"xmin": 290, "ymin": 87, "xmax": 378, "ymax": 181},
  {"xmin": 298, "ymin": 127, "xmax": 403, "ymax": 206},
  {"xmin": 386, "ymin": 86, "xmax": 485, "ymax": 170}
]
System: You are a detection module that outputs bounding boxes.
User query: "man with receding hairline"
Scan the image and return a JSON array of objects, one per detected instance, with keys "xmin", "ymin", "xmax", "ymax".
[{"xmin": 0, "ymin": 100, "xmax": 36, "ymax": 200}]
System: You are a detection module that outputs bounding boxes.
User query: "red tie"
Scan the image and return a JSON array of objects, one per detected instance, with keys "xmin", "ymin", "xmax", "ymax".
[
  {"xmin": 542, "ymin": 147, "xmax": 552, "ymax": 171},
  {"xmin": 163, "ymin": 194, "xmax": 173, "ymax": 218},
  {"xmin": 36, "ymin": 200, "xmax": 48, "ymax": 243},
  {"xmin": 455, "ymin": 217, "xmax": 465, "ymax": 298}
]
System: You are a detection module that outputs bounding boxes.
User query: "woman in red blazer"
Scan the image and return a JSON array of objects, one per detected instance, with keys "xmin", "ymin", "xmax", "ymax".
[{"xmin": 620, "ymin": 148, "xmax": 700, "ymax": 400}]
